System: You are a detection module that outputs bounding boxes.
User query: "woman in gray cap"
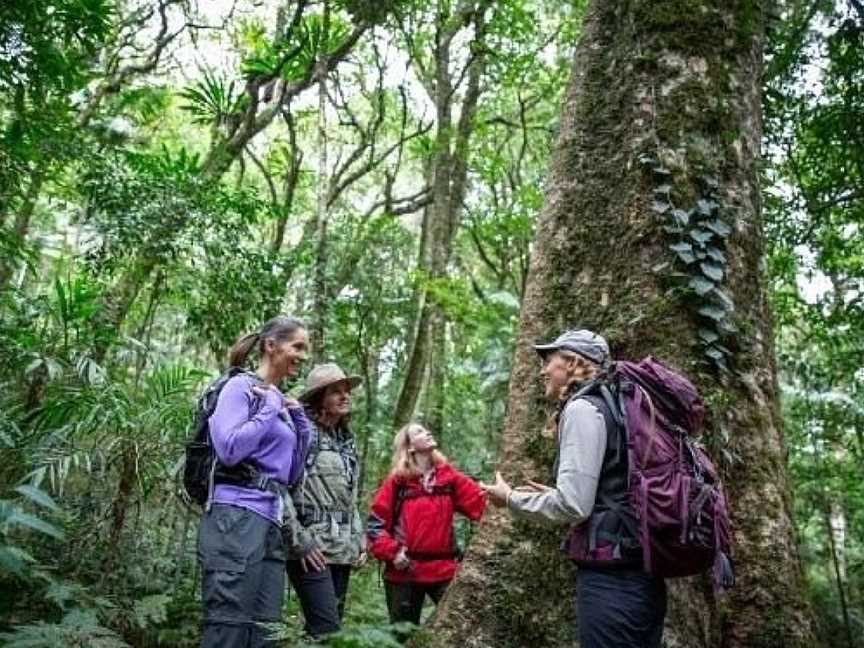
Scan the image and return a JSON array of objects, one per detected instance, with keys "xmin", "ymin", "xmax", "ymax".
[
  {"xmin": 482, "ymin": 329, "xmax": 666, "ymax": 648},
  {"xmin": 283, "ymin": 363, "xmax": 366, "ymax": 639}
]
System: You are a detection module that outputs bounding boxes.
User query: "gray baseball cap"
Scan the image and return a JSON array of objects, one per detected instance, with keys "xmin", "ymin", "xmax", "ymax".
[{"xmin": 534, "ymin": 329, "xmax": 610, "ymax": 366}]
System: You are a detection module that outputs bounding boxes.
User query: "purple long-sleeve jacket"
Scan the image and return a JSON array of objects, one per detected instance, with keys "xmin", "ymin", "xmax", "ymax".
[{"xmin": 208, "ymin": 374, "xmax": 310, "ymax": 525}]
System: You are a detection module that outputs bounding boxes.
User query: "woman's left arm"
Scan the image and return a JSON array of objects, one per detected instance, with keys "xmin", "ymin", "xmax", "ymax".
[{"xmin": 451, "ymin": 468, "xmax": 486, "ymax": 521}]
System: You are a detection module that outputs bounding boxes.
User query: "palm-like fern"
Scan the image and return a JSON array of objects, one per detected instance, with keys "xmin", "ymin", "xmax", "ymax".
[
  {"xmin": 0, "ymin": 484, "xmax": 63, "ymax": 578},
  {"xmin": 241, "ymin": 14, "xmax": 351, "ymax": 82},
  {"xmin": 26, "ymin": 364, "xmax": 207, "ymax": 496},
  {"xmin": 180, "ymin": 70, "xmax": 243, "ymax": 127}
]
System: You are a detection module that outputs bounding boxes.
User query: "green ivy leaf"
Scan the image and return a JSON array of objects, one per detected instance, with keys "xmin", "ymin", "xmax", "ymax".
[
  {"xmin": 711, "ymin": 288, "xmax": 735, "ymax": 311},
  {"xmin": 698, "ymin": 328, "xmax": 720, "ymax": 343},
  {"xmin": 705, "ymin": 219, "xmax": 732, "ymax": 237},
  {"xmin": 652, "ymin": 200, "xmax": 670, "ymax": 214},
  {"xmin": 669, "ymin": 242, "xmax": 696, "ymax": 264},
  {"xmin": 700, "ymin": 262, "xmax": 724, "ymax": 281},
  {"xmin": 698, "ymin": 304, "xmax": 727, "ymax": 321},
  {"xmin": 705, "ymin": 347, "xmax": 726, "ymax": 361},
  {"xmin": 690, "ymin": 277, "xmax": 715, "ymax": 296},
  {"xmin": 671, "ymin": 209, "xmax": 689, "ymax": 227},
  {"xmin": 689, "ymin": 228, "xmax": 714, "ymax": 246},
  {"xmin": 706, "ymin": 247, "xmax": 726, "ymax": 263},
  {"xmin": 696, "ymin": 199, "xmax": 718, "ymax": 217}
]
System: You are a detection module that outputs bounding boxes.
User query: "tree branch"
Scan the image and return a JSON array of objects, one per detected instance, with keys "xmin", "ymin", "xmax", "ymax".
[{"xmin": 78, "ymin": 0, "xmax": 186, "ymax": 127}]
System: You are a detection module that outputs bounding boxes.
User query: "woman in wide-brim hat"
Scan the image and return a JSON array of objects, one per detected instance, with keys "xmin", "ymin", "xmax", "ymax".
[{"xmin": 283, "ymin": 363, "xmax": 366, "ymax": 640}]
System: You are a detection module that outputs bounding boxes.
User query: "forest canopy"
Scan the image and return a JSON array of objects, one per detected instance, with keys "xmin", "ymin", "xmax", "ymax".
[{"xmin": 0, "ymin": 0, "xmax": 862, "ymax": 646}]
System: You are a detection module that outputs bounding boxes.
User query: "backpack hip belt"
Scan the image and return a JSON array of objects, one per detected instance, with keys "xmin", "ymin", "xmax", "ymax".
[
  {"xmin": 406, "ymin": 549, "xmax": 457, "ymax": 561},
  {"xmin": 297, "ymin": 507, "xmax": 352, "ymax": 525}
]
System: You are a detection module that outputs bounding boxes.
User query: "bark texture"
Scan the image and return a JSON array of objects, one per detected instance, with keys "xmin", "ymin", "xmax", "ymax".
[{"xmin": 423, "ymin": 1, "xmax": 817, "ymax": 647}]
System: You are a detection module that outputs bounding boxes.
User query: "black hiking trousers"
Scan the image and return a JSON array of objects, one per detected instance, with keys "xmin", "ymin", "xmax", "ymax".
[
  {"xmin": 286, "ymin": 561, "xmax": 352, "ymax": 638},
  {"xmin": 198, "ymin": 504, "xmax": 285, "ymax": 648},
  {"xmin": 384, "ymin": 579, "xmax": 449, "ymax": 626},
  {"xmin": 576, "ymin": 567, "xmax": 667, "ymax": 648}
]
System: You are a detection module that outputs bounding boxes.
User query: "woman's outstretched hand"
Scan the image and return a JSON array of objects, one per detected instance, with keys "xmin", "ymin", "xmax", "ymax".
[{"xmin": 479, "ymin": 471, "xmax": 513, "ymax": 507}]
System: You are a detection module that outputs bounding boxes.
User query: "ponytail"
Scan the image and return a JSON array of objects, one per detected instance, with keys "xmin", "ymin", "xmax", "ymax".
[
  {"xmin": 228, "ymin": 332, "xmax": 260, "ymax": 368},
  {"xmin": 227, "ymin": 315, "xmax": 306, "ymax": 368}
]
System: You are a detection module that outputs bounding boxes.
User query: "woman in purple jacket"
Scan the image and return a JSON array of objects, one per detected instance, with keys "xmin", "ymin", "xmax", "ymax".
[{"xmin": 198, "ymin": 315, "xmax": 311, "ymax": 648}]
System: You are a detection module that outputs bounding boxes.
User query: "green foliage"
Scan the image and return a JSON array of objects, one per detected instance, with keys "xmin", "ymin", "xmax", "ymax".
[
  {"xmin": 0, "ymin": 0, "xmax": 112, "ymax": 94},
  {"xmin": 764, "ymin": 2, "xmax": 864, "ymax": 643},
  {"xmin": 0, "ymin": 486, "xmax": 62, "ymax": 578},
  {"xmin": 0, "ymin": 608, "xmax": 130, "ymax": 648},
  {"xmin": 241, "ymin": 14, "xmax": 352, "ymax": 81},
  {"xmin": 640, "ymin": 154, "xmax": 736, "ymax": 372},
  {"xmin": 180, "ymin": 71, "xmax": 244, "ymax": 127},
  {"xmin": 4, "ymin": 0, "xmax": 859, "ymax": 645}
]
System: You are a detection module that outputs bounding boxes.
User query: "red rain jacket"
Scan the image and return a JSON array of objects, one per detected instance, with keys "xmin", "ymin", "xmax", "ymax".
[{"xmin": 366, "ymin": 463, "xmax": 485, "ymax": 583}]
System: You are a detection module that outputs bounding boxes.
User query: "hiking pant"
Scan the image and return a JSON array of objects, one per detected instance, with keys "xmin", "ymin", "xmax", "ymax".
[
  {"xmin": 198, "ymin": 504, "xmax": 285, "ymax": 648},
  {"xmin": 384, "ymin": 580, "xmax": 449, "ymax": 625},
  {"xmin": 576, "ymin": 567, "xmax": 666, "ymax": 648},
  {"xmin": 286, "ymin": 561, "xmax": 352, "ymax": 638}
]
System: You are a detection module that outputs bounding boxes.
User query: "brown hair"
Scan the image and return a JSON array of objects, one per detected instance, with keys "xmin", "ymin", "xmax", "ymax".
[
  {"xmin": 390, "ymin": 423, "xmax": 447, "ymax": 479},
  {"xmin": 228, "ymin": 315, "xmax": 305, "ymax": 368},
  {"xmin": 305, "ymin": 387, "xmax": 353, "ymax": 427}
]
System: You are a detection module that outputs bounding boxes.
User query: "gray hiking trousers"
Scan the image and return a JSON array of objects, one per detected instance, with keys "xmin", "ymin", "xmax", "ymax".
[{"xmin": 198, "ymin": 504, "xmax": 285, "ymax": 648}]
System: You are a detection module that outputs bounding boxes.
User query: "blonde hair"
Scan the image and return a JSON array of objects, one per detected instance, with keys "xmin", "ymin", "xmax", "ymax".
[
  {"xmin": 558, "ymin": 351, "xmax": 601, "ymax": 397},
  {"xmin": 390, "ymin": 423, "xmax": 447, "ymax": 479},
  {"xmin": 544, "ymin": 351, "xmax": 602, "ymax": 438}
]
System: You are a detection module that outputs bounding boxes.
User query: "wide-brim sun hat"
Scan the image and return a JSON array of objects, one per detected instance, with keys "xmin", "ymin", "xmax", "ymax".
[{"xmin": 298, "ymin": 363, "xmax": 363, "ymax": 403}]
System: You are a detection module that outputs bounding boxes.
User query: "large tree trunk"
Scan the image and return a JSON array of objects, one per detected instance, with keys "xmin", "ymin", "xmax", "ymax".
[{"xmin": 427, "ymin": 1, "xmax": 817, "ymax": 647}]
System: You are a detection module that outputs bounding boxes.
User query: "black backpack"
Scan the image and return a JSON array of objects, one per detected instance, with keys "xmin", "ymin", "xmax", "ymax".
[{"xmin": 181, "ymin": 367, "xmax": 284, "ymax": 508}]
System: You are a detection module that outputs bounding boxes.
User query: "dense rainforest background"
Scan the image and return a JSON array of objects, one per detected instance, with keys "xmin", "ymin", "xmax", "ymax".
[{"xmin": 0, "ymin": 0, "xmax": 862, "ymax": 646}]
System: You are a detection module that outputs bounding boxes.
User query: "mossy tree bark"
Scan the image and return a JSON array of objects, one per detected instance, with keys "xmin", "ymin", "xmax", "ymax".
[{"xmin": 423, "ymin": 1, "xmax": 818, "ymax": 647}]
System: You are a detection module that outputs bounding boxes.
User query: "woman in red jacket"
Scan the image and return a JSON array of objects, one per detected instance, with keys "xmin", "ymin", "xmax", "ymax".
[{"xmin": 367, "ymin": 423, "xmax": 486, "ymax": 626}]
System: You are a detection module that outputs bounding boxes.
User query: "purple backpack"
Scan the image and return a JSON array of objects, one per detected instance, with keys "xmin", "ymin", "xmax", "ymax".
[{"xmin": 567, "ymin": 357, "xmax": 734, "ymax": 589}]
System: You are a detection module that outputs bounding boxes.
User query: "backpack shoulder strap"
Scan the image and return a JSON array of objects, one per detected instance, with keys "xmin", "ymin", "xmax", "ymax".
[
  {"xmin": 304, "ymin": 420, "xmax": 320, "ymax": 469},
  {"xmin": 389, "ymin": 481, "xmax": 407, "ymax": 533}
]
